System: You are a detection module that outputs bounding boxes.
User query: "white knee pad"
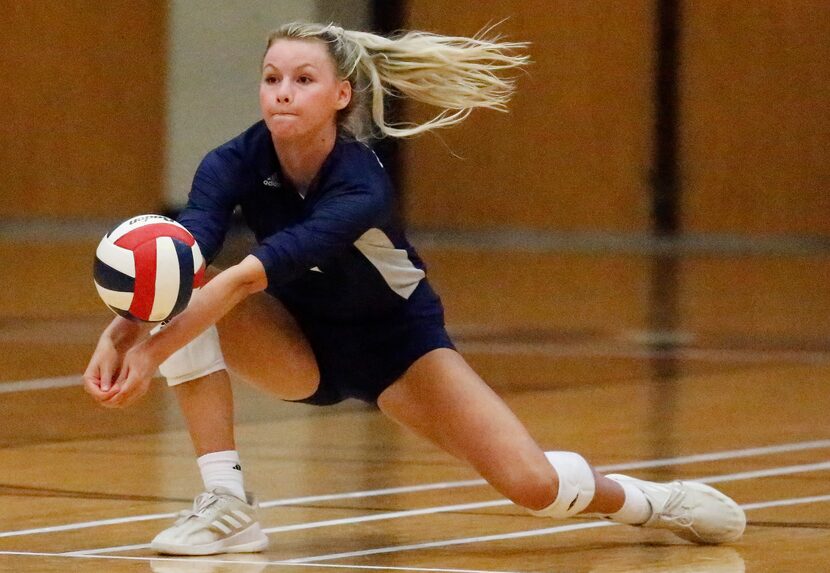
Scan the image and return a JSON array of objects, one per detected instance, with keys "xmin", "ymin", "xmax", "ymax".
[
  {"xmin": 529, "ymin": 451, "xmax": 596, "ymax": 518},
  {"xmin": 154, "ymin": 323, "xmax": 227, "ymax": 387}
]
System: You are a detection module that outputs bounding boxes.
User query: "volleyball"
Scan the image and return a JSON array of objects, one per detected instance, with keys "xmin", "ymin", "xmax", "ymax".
[{"xmin": 93, "ymin": 214, "xmax": 205, "ymax": 322}]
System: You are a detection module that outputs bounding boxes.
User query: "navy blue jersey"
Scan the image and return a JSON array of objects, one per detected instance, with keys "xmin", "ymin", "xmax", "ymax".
[{"xmin": 177, "ymin": 121, "xmax": 441, "ymax": 322}]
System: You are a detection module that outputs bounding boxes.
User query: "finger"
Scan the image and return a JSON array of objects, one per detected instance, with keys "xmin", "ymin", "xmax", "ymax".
[
  {"xmin": 110, "ymin": 373, "xmax": 150, "ymax": 409},
  {"xmin": 104, "ymin": 377, "xmax": 132, "ymax": 408},
  {"xmin": 117, "ymin": 373, "xmax": 140, "ymax": 406},
  {"xmin": 100, "ymin": 365, "xmax": 113, "ymax": 392},
  {"xmin": 102, "ymin": 384, "xmax": 123, "ymax": 406},
  {"xmin": 83, "ymin": 374, "xmax": 104, "ymax": 395},
  {"xmin": 106, "ymin": 366, "xmax": 128, "ymax": 401},
  {"xmin": 88, "ymin": 387, "xmax": 117, "ymax": 405},
  {"xmin": 82, "ymin": 375, "xmax": 99, "ymax": 395},
  {"xmin": 84, "ymin": 377, "xmax": 118, "ymax": 402},
  {"xmin": 115, "ymin": 363, "xmax": 128, "ymax": 386}
]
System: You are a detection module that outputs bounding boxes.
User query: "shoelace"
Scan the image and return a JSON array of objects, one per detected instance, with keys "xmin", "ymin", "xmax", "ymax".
[
  {"xmin": 175, "ymin": 492, "xmax": 221, "ymax": 524},
  {"xmin": 655, "ymin": 482, "xmax": 695, "ymax": 528}
]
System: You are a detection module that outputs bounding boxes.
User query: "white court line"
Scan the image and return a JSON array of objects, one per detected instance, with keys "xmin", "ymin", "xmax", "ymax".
[
  {"xmin": 4, "ymin": 331, "xmax": 830, "ymax": 395},
  {"xmin": 5, "ymin": 438, "xmax": 830, "ymax": 542},
  {"xmin": 699, "ymin": 462, "xmax": 830, "ymax": 484},
  {"xmin": 65, "ymin": 459, "xmax": 830, "ymax": 557},
  {"xmin": 593, "ymin": 438, "xmax": 830, "ymax": 472},
  {"xmin": 262, "ymin": 500, "xmax": 509, "ymax": 535},
  {"xmin": 0, "ymin": 375, "xmax": 81, "ymax": 394},
  {"xmin": 284, "ymin": 490, "xmax": 830, "ymax": 564},
  {"xmin": 63, "ymin": 501, "xmax": 509, "ymax": 556},
  {"xmin": 459, "ymin": 341, "xmax": 830, "ymax": 365},
  {"xmin": 741, "ymin": 493, "xmax": 830, "ymax": 511},
  {"xmin": 0, "ymin": 551, "xmax": 521, "ymax": 573},
  {"xmin": 0, "ymin": 512, "xmax": 186, "ymax": 539},
  {"xmin": 7, "ymin": 492, "xmax": 830, "ymax": 571},
  {"xmin": 259, "ymin": 481, "xmax": 486, "ymax": 509},
  {"xmin": 0, "ymin": 481, "xmax": 480, "ymax": 540}
]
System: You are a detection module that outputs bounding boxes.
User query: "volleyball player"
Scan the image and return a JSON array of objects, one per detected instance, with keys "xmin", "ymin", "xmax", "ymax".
[{"xmin": 83, "ymin": 23, "xmax": 745, "ymax": 555}]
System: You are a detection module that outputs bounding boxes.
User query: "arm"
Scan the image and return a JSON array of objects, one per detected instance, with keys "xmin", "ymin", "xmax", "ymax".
[
  {"xmin": 101, "ymin": 255, "xmax": 267, "ymax": 408},
  {"xmin": 177, "ymin": 151, "xmax": 240, "ymax": 266}
]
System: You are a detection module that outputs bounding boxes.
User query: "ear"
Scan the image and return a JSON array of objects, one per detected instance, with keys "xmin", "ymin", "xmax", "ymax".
[{"xmin": 334, "ymin": 79, "xmax": 352, "ymax": 111}]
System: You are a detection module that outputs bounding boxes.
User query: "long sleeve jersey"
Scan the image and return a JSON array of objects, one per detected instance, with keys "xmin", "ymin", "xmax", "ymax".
[{"xmin": 177, "ymin": 121, "xmax": 440, "ymax": 322}]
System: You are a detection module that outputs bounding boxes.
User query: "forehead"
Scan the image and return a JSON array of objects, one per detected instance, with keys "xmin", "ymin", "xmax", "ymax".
[{"xmin": 263, "ymin": 38, "xmax": 334, "ymax": 69}]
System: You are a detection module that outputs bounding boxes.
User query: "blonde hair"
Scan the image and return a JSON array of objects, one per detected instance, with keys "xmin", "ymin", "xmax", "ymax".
[{"xmin": 264, "ymin": 22, "xmax": 529, "ymax": 141}]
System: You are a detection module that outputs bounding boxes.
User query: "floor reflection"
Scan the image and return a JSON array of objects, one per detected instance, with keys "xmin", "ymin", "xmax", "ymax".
[
  {"xmin": 588, "ymin": 546, "xmax": 745, "ymax": 573},
  {"xmin": 149, "ymin": 554, "xmax": 268, "ymax": 573}
]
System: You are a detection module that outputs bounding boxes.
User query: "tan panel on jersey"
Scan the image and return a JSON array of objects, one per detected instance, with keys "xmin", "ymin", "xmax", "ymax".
[
  {"xmin": 401, "ymin": 1, "xmax": 653, "ymax": 232},
  {"xmin": 0, "ymin": 2, "xmax": 166, "ymax": 218}
]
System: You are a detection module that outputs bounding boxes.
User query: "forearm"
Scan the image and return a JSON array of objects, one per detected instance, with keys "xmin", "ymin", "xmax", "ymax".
[
  {"xmin": 142, "ymin": 255, "xmax": 267, "ymax": 365},
  {"xmin": 101, "ymin": 316, "xmax": 152, "ymax": 350}
]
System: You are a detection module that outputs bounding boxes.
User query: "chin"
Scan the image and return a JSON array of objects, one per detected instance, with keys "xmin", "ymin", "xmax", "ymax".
[{"xmin": 266, "ymin": 122, "xmax": 303, "ymax": 139}]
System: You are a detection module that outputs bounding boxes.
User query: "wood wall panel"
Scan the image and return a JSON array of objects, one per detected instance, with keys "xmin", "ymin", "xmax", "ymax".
[
  {"xmin": 402, "ymin": 1, "xmax": 654, "ymax": 232},
  {"xmin": 682, "ymin": 2, "xmax": 830, "ymax": 236},
  {"xmin": 0, "ymin": 2, "xmax": 166, "ymax": 218}
]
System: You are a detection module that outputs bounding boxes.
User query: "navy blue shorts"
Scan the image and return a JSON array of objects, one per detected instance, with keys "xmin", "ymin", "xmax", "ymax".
[{"xmin": 287, "ymin": 312, "xmax": 455, "ymax": 405}]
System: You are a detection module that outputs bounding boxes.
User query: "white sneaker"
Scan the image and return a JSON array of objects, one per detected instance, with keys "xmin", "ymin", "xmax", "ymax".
[
  {"xmin": 607, "ymin": 474, "xmax": 746, "ymax": 544},
  {"xmin": 151, "ymin": 488, "xmax": 269, "ymax": 555}
]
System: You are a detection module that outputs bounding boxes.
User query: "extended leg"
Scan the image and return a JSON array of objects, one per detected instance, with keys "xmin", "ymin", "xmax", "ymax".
[
  {"xmin": 377, "ymin": 348, "xmax": 625, "ymax": 513},
  {"xmin": 378, "ymin": 348, "xmax": 745, "ymax": 544}
]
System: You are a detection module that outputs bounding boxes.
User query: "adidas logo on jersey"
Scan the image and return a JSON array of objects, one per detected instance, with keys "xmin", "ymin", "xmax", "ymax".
[{"xmin": 263, "ymin": 173, "xmax": 281, "ymax": 188}]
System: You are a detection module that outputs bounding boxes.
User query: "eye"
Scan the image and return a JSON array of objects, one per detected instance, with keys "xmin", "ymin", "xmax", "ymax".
[
  {"xmin": 297, "ymin": 75, "xmax": 313, "ymax": 84},
  {"xmin": 263, "ymin": 75, "xmax": 278, "ymax": 84}
]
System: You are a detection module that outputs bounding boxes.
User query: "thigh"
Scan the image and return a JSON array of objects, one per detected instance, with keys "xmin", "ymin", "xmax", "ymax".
[
  {"xmin": 377, "ymin": 349, "xmax": 555, "ymax": 506},
  {"xmin": 216, "ymin": 287, "xmax": 319, "ymax": 401}
]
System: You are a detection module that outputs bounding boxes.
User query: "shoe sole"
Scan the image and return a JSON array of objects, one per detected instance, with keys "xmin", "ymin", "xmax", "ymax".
[{"xmin": 151, "ymin": 523, "xmax": 269, "ymax": 556}]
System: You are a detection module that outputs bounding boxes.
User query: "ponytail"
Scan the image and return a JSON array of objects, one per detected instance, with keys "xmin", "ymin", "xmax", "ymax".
[{"xmin": 265, "ymin": 23, "xmax": 529, "ymax": 140}]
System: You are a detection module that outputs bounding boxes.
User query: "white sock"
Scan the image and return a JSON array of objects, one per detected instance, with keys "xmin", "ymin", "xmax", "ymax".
[
  {"xmin": 197, "ymin": 450, "xmax": 246, "ymax": 501},
  {"xmin": 604, "ymin": 477, "xmax": 652, "ymax": 525}
]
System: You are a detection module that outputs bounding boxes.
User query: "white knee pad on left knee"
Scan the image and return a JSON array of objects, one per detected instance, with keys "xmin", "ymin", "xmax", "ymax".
[
  {"xmin": 529, "ymin": 451, "xmax": 596, "ymax": 518},
  {"xmin": 155, "ymin": 323, "xmax": 227, "ymax": 387}
]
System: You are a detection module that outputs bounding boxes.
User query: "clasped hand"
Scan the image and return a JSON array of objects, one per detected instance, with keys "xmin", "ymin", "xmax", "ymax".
[{"xmin": 83, "ymin": 336, "xmax": 159, "ymax": 409}]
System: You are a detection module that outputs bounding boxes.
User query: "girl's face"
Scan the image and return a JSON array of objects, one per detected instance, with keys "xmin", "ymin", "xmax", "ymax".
[{"xmin": 260, "ymin": 39, "xmax": 351, "ymax": 142}]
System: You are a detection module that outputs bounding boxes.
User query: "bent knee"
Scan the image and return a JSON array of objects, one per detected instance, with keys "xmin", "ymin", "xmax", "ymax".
[
  {"xmin": 478, "ymin": 455, "xmax": 558, "ymax": 511},
  {"xmin": 527, "ymin": 452, "xmax": 597, "ymax": 518},
  {"xmin": 227, "ymin": 361, "xmax": 320, "ymax": 401},
  {"xmin": 275, "ymin": 372, "xmax": 320, "ymax": 401},
  {"xmin": 506, "ymin": 469, "xmax": 558, "ymax": 511}
]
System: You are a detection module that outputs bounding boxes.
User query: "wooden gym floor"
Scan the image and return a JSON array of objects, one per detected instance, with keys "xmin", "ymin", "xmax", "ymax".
[{"xmin": 1, "ymin": 223, "xmax": 829, "ymax": 572}]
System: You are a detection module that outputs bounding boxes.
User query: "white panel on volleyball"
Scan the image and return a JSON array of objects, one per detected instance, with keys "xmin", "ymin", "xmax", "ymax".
[
  {"xmin": 151, "ymin": 237, "xmax": 183, "ymax": 322},
  {"xmin": 94, "ymin": 284, "xmax": 133, "ymax": 311},
  {"xmin": 96, "ymin": 240, "xmax": 135, "ymax": 278},
  {"xmin": 191, "ymin": 239, "xmax": 204, "ymax": 272}
]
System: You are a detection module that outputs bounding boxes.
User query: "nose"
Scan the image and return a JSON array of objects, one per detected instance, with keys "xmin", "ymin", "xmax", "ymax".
[{"xmin": 274, "ymin": 79, "xmax": 292, "ymax": 104}]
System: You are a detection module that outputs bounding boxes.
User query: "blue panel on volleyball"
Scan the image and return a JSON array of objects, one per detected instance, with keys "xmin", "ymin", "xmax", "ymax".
[
  {"xmin": 93, "ymin": 257, "xmax": 135, "ymax": 292},
  {"xmin": 170, "ymin": 239, "xmax": 195, "ymax": 319}
]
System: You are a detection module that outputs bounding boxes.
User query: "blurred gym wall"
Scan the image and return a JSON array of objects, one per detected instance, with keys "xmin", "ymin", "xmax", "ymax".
[
  {"xmin": 0, "ymin": 1, "xmax": 167, "ymax": 218},
  {"xmin": 0, "ymin": 1, "xmax": 368, "ymax": 218},
  {"xmin": 0, "ymin": 1, "xmax": 827, "ymax": 237},
  {"xmin": 681, "ymin": 3, "xmax": 830, "ymax": 236},
  {"xmin": 404, "ymin": 1, "xmax": 654, "ymax": 233},
  {"xmin": 402, "ymin": 1, "xmax": 829, "ymax": 237},
  {"xmin": 166, "ymin": 0, "xmax": 369, "ymax": 207}
]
